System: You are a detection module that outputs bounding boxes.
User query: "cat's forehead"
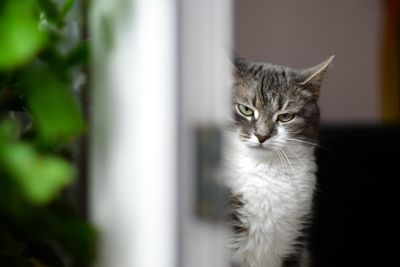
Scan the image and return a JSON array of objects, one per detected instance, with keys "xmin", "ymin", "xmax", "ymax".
[
  {"xmin": 240, "ymin": 62, "xmax": 291, "ymax": 79},
  {"xmin": 235, "ymin": 64, "xmax": 297, "ymax": 109}
]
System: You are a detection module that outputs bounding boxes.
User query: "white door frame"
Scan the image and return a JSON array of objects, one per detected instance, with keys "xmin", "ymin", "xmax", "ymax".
[{"xmin": 90, "ymin": 1, "xmax": 232, "ymax": 266}]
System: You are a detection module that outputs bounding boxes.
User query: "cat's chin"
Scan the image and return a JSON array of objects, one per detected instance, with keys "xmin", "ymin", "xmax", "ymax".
[
  {"xmin": 248, "ymin": 145, "xmax": 267, "ymax": 150},
  {"xmin": 246, "ymin": 145, "xmax": 278, "ymax": 160},
  {"xmin": 240, "ymin": 139, "xmax": 277, "ymax": 154},
  {"xmin": 246, "ymin": 144, "xmax": 272, "ymax": 152}
]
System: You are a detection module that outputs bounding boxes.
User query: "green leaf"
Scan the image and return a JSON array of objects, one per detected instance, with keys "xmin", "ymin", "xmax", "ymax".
[
  {"xmin": 0, "ymin": 142, "xmax": 75, "ymax": 205},
  {"xmin": 0, "ymin": 120, "xmax": 20, "ymax": 142},
  {"xmin": 53, "ymin": 218, "xmax": 97, "ymax": 266},
  {"xmin": 36, "ymin": 0, "xmax": 60, "ymax": 24},
  {"xmin": 0, "ymin": 228, "xmax": 24, "ymax": 258},
  {"xmin": 25, "ymin": 241, "xmax": 65, "ymax": 267},
  {"xmin": 61, "ymin": 0, "xmax": 76, "ymax": 18},
  {"xmin": 0, "ymin": 1, "xmax": 47, "ymax": 70},
  {"xmin": 66, "ymin": 42, "xmax": 89, "ymax": 66},
  {"xmin": 27, "ymin": 81, "xmax": 85, "ymax": 144}
]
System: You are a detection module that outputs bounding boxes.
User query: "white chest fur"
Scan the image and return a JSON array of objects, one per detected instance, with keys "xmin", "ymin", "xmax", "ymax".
[{"xmin": 224, "ymin": 139, "xmax": 317, "ymax": 267}]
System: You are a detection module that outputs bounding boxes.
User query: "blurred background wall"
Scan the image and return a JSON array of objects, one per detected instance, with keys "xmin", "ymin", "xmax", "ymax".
[{"xmin": 234, "ymin": 0, "xmax": 384, "ymax": 124}]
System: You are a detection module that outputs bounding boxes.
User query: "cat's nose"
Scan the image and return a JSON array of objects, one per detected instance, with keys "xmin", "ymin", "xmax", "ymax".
[{"xmin": 255, "ymin": 134, "xmax": 269, "ymax": 143}]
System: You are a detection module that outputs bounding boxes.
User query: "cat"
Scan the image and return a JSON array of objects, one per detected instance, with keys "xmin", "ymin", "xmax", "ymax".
[{"xmin": 224, "ymin": 55, "xmax": 333, "ymax": 267}]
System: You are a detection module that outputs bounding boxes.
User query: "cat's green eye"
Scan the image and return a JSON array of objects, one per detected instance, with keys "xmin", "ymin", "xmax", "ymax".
[
  {"xmin": 237, "ymin": 104, "xmax": 254, "ymax": 117},
  {"xmin": 277, "ymin": 113, "xmax": 295, "ymax": 122}
]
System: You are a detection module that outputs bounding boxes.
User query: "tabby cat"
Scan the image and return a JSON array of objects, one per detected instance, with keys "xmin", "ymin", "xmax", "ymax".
[{"xmin": 225, "ymin": 56, "xmax": 333, "ymax": 267}]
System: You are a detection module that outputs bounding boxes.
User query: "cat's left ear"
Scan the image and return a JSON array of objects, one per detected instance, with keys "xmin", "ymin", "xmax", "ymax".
[{"xmin": 299, "ymin": 55, "xmax": 334, "ymax": 97}]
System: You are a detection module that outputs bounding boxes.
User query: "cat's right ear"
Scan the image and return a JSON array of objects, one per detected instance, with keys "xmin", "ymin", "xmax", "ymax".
[{"xmin": 298, "ymin": 55, "xmax": 334, "ymax": 97}]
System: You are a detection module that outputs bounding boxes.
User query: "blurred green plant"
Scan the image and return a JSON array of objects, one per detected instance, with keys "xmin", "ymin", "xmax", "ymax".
[{"xmin": 0, "ymin": 0, "xmax": 96, "ymax": 266}]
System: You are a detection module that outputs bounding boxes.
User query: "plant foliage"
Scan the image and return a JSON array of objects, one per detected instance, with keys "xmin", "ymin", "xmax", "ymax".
[{"xmin": 0, "ymin": 0, "xmax": 96, "ymax": 266}]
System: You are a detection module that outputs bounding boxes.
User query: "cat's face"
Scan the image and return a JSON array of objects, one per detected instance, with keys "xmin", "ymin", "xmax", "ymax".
[{"xmin": 233, "ymin": 57, "xmax": 333, "ymax": 152}]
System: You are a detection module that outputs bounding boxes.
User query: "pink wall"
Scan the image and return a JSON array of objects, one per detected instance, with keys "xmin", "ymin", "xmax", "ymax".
[{"xmin": 234, "ymin": 0, "xmax": 383, "ymax": 123}]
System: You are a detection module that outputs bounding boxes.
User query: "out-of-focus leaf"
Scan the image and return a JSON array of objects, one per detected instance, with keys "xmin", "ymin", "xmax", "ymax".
[
  {"xmin": 0, "ymin": 1, "xmax": 47, "ymax": 70},
  {"xmin": 25, "ymin": 242, "xmax": 65, "ymax": 267},
  {"xmin": 27, "ymin": 81, "xmax": 85, "ymax": 143},
  {"xmin": 28, "ymin": 258, "xmax": 50, "ymax": 267},
  {"xmin": 0, "ymin": 119, "xmax": 20, "ymax": 142},
  {"xmin": 36, "ymin": 0, "xmax": 60, "ymax": 24},
  {"xmin": 0, "ymin": 227, "xmax": 24, "ymax": 258},
  {"xmin": 0, "ymin": 0, "xmax": 95, "ymax": 265},
  {"xmin": 61, "ymin": 0, "xmax": 76, "ymax": 18},
  {"xmin": 0, "ymin": 142, "xmax": 75, "ymax": 205},
  {"xmin": 66, "ymin": 42, "xmax": 89, "ymax": 66},
  {"xmin": 53, "ymin": 218, "xmax": 97, "ymax": 267},
  {"xmin": 0, "ymin": 88, "xmax": 25, "ymax": 112},
  {"xmin": 37, "ymin": 0, "xmax": 76, "ymax": 27},
  {"xmin": 0, "ymin": 253, "xmax": 18, "ymax": 266}
]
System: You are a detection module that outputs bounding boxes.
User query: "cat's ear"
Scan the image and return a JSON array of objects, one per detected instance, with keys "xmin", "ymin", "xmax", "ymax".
[
  {"xmin": 299, "ymin": 55, "xmax": 334, "ymax": 96},
  {"xmin": 233, "ymin": 55, "xmax": 248, "ymax": 73},
  {"xmin": 231, "ymin": 55, "xmax": 248, "ymax": 81}
]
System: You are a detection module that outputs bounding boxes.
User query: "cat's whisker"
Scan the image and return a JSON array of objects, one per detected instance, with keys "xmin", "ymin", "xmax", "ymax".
[
  {"xmin": 285, "ymin": 147, "xmax": 307, "ymax": 168},
  {"xmin": 280, "ymin": 148, "xmax": 299, "ymax": 201},
  {"xmin": 276, "ymin": 149, "xmax": 288, "ymax": 171},
  {"xmin": 280, "ymin": 151, "xmax": 289, "ymax": 171},
  {"xmin": 279, "ymin": 148, "xmax": 302, "ymax": 200},
  {"xmin": 286, "ymin": 138, "xmax": 319, "ymax": 147},
  {"xmin": 280, "ymin": 148, "xmax": 296, "ymax": 178},
  {"xmin": 286, "ymin": 137, "xmax": 335, "ymax": 153},
  {"xmin": 287, "ymin": 138, "xmax": 347, "ymax": 165}
]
